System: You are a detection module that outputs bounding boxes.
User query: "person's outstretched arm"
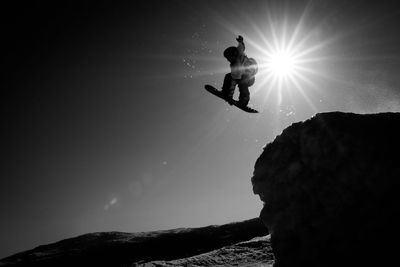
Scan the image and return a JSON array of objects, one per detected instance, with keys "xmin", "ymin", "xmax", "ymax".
[{"xmin": 236, "ymin": 35, "xmax": 245, "ymax": 55}]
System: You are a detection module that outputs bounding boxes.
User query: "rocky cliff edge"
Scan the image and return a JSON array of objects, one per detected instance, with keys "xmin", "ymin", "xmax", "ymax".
[{"xmin": 252, "ymin": 112, "xmax": 400, "ymax": 267}]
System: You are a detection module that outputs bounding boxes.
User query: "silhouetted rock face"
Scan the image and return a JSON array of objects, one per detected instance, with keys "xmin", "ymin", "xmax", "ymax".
[{"xmin": 252, "ymin": 112, "xmax": 400, "ymax": 267}]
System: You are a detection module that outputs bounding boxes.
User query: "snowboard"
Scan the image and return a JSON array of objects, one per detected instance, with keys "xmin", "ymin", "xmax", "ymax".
[{"xmin": 204, "ymin": 85, "xmax": 258, "ymax": 113}]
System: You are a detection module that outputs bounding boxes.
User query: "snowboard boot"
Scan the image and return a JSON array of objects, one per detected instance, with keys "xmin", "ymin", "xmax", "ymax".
[
  {"xmin": 237, "ymin": 100, "xmax": 249, "ymax": 107},
  {"xmin": 220, "ymin": 91, "xmax": 234, "ymax": 105}
]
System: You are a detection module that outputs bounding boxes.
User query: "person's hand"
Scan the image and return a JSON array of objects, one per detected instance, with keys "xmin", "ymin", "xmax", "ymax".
[{"xmin": 236, "ymin": 35, "xmax": 244, "ymax": 42}]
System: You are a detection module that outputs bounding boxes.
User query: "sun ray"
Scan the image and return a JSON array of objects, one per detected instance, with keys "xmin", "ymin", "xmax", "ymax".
[
  {"xmin": 253, "ymin": 71, "xmax": 275, "ymax": 96},
  {"xmin": 289, "ymin": 74, "xmax": 318, "ymax": 112},
  {"xmin": 287, "ymin": 1, "xmax": 312, "ymax": 51},
  {"xmin": 255, "ymin": 28, "xmax": 275, "ymax": 53},
  {"xmin": 245, "ymin": 37, "xmax": 274, "ymax": 57},
  {"xmin": 265, "ymin": 9, "xmax": 280, "ymax": 51},
  {"xmin": 292, "ymin": 71, "xmax": 320, "ymax": 93},
  {"xmin": 282, "ymin": 13, "xmax": 288, "ymax": 50},
  {"xmin": 263, "ymin": 75, "xmax": 278, "ymax": 103},
  {"xmin": 244, "ymin": 9, "xmax": 335, "ymax": 113},
  {"xmin": 212, "ymin": 1, "xmax": 335, "ymax": 113},
  {"xmin": 293, "ymin": 65, "xmax": 322, "ymax": 76},
  {"xmin": 295, "ymin": 56, "xmax": 332, "ymax": 64},
  {"xmin": 245, "ymin": 18, "xmax": 275, "ymax": 52}
]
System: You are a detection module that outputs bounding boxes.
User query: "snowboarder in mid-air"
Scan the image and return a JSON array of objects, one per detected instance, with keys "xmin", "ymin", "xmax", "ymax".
[
  {"xmin": 221, "ymin": 35, "xmax": 258, "ymax": 107},
  {"xmin": 204, "ymin": 35, "xmax": 258, "ymax": 113}
]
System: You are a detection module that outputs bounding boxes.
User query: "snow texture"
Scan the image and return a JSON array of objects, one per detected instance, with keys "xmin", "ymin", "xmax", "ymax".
[{"xmin": 0, "ymin": 218, "xmax": 269, "ymax": 266}]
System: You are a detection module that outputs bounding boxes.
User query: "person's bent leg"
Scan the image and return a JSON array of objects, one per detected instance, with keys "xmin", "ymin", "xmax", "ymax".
[
  {"xmin": 238, "ymin": 83, "xmax": 250, "ymax": 106},
  {"xmin": 221, "ymin": 73, "xmax": 235, "ymax": 99}
]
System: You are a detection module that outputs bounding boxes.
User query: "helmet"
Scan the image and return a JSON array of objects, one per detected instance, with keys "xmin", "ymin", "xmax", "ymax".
[{"xmin": 223, "ymin": 46, "xmax": 238, "ymax": 62}]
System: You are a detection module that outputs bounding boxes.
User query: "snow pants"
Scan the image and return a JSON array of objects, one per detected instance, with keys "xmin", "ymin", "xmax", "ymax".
[{"xmin": 221, "ymin": 73, "xmax": 255, "ymax": 106}]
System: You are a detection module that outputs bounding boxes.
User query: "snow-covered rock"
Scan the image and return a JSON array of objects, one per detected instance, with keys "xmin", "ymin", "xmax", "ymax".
[{"xmin": 0, "ymin": 218, "xmax": 268, "ymax": 266}]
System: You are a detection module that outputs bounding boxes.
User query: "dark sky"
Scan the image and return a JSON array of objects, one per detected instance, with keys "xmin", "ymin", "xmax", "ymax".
[{"xmin": 1, "ymin": 0, "xmax": 400, "ymax": 258}]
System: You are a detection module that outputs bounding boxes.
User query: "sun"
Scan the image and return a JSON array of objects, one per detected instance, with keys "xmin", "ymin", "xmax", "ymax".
[
  {"xmin": 239, "ymin": 11, "xmax": 331, "ymax": 109},
  {"xmin": 268, "ymin": 49, "xmax": 297, "ymax": 78},
  {"xmin": 250, "ymin": 32, "xmax": 319, "ymax": 107},
  {"xmin": 213, "ymin": 2, "xmax": 333, "ymax": 111}
]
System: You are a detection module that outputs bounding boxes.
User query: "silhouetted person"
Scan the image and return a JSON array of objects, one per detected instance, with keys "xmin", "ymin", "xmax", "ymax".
[{"xmin": 221, "ymin": 35, "xmax": 258, "ymax": 107}]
